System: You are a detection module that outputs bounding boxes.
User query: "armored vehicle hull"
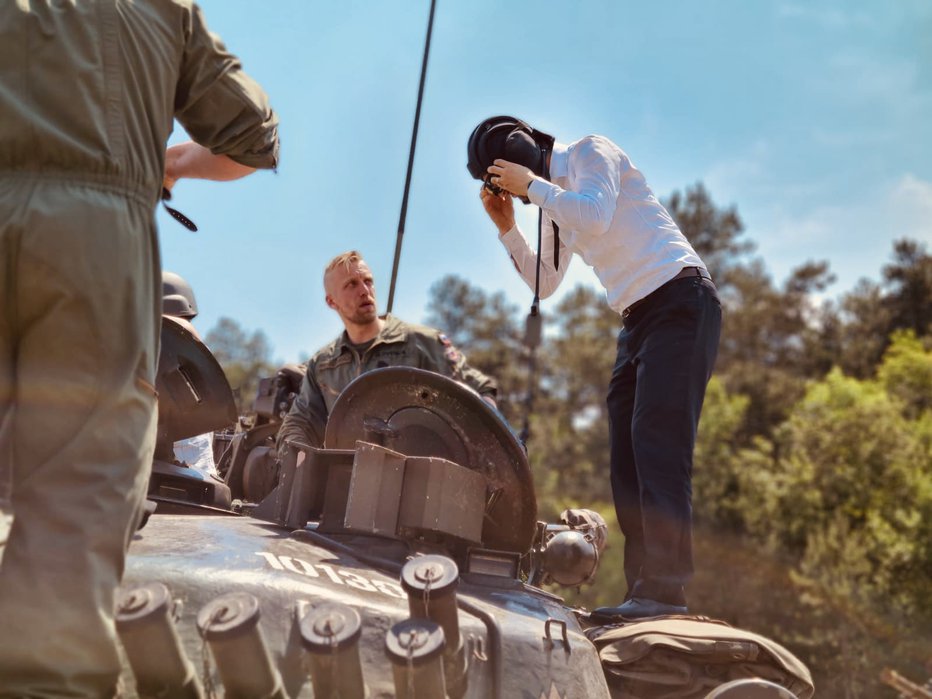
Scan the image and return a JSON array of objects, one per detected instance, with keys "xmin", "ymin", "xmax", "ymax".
[{"xmin": 122, "ymin": 513, "xmax": 610, "ymax": 698}]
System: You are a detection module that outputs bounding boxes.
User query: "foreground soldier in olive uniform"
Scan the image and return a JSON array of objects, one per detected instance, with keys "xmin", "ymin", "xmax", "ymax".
[
  {"xmin": 0, "ymin": 1, "xmax": 279, "ymax": 695},
  {"xmin": 277, "ymin": 251, "xmax": 498, "ymax": 453}
]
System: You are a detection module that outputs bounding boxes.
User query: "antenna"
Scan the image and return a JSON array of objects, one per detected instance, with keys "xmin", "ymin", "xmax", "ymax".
[{"xmin": 386, "ymin": 0, "xmax": 437, "ymax": 314}]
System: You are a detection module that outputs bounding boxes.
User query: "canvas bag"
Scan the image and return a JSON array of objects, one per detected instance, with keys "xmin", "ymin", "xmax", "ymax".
[{"xmin": 586, "ymin": 617, "xmax": 815, "ymax": 699}]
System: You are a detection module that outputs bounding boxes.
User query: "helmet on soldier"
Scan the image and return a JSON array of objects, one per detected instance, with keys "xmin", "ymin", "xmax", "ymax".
[{"xmin": 162, "ymin": 271, "xmax": 198, "ymax": 319}]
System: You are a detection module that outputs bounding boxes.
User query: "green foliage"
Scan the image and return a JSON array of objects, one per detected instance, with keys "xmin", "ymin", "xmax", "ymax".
[
  {"xmin": 715, "ymin": 259, "xmax": 836, "ymax": 438},
  {"xmin": 876, "ymin": 329, "xmax": 932, "ymax": 418},
  {"xmin": 529, "ymin": 286, "xmax": 618, "ymax": 502},
  {"xmin": 822, "ymin": 239, "xmax": 932, "ymax": 379},
  {"xmin": 705, "ymin": 363, "xmax": 932, "ymax": 618},
  {"xmin": 664, "ymin": 185, "xmax": 837, "ymax": 440},
  {"xmin": 882, "ymin": 239, "xmax": 932, "ymax": 337},
  {"xmin": 425, "ymin": 275, "xmax": 526, "ymax": 422},
  {"xmin": 774, "ymin": 371, "xmax": 910, "ymax": 542},
  {"xmin": 663, "ymin": 182, "xmax": 754, "ymax": 283},
  {"xmin": 692, "ymin": 377, "xmax": 755, "ymax": 528},
  {"xmin": 693, "ymin": 367, "xmax": 931, "ymax": 598},
  {"xmin": 204, "ymin": 316, "xmax": 276, "ymax": 413},
  {"xmin": 827, "ymin": 280, "xmax": 897, "ymax": 378}
]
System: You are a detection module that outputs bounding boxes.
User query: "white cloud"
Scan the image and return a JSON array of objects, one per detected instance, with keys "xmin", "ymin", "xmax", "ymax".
[
  {"xmin": 774, "ymin": 13, "xmax": 932, "ymax": 150},
  {"xmin": 776, "ymin": 3, "xmax": 873, "ymax": 31},
  {"xmin": 749, "ymin": 174, "xmax": 932, "ymax": 293},
  {"xmin": 765, "ymin": 206, "xmax": 839, "ymax": 248},
  {"xmin": 704, "ymin": 140, "xmax": 836, "ymax": 208},
  {"xmin": 824, "ymin": 52, "xmax": 923, "ymax": 108},
  {"xmin": 810, "ymin": 126, "xmax": 896, "ymax": 149},
  {"xmin": 704, "ymin": 141, "xmax": 772, "ymax": 202},
  {"xmin": 887, "ymin": 174, "xmax": 932, "ymax": 243},
  {"xmin": 774, "ymin": 2, "xmax": 932, "ymax": 32}
]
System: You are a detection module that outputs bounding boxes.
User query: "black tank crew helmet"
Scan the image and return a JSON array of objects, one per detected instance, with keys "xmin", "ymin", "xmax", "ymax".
[
  {"xmin": 162, "ymin": 271, "xmax": 198, "ymax": 320},
  {"xmin": 467, "ymin": 116, "xmax": 555, "ymax": 193}
]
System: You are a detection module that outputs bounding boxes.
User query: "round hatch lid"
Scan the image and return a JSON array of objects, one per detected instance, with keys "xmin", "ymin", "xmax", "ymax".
[{"xmin": 324, "ymin": 367, "xmax": 537, "ymax": 554}]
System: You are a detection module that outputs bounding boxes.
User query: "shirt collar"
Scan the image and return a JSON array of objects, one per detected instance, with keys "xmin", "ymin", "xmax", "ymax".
[
  {"xmin": 549, "ymin": 142, "xmax": 569, "ymax": 180},
  {"xmin": 337, "ymin": 313, "xmax": 406, "ymax": 352}
]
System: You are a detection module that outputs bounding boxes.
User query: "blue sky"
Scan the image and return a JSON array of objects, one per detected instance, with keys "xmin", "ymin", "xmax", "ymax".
[{"xmin": 160, "ymin": 0, "xmax": 932, "ymax": 364}]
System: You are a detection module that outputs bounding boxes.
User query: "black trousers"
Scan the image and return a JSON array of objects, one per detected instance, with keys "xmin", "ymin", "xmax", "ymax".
[{"xmin": 606, "ymin": 274, "xmax": 721, "ymax": 605}]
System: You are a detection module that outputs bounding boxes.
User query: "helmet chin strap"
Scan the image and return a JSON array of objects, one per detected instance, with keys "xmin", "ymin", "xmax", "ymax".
[
  {"xmin": 533, "ymin": 209, "xmax": 543, "ymax": 316},
  {"xmin": 530, "ymin": 143, "xmax": 559, "ymax": 318},
  {"xmin": 541, "ymin": 145, "xmax": 561, "ymax": 273}
]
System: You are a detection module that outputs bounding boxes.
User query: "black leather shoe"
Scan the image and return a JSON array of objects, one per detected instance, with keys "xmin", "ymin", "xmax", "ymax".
[{"xmin": 590, "ymin": 597, "xmax": 687, "ymax": 620}]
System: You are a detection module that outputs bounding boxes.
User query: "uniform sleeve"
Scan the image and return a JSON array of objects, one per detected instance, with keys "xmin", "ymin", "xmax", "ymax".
[
  {"xmin": 527, "ymin": 136, "xmax": 621, "ymax": 237},
  {"xmin": 276, "ymin": 362, "xmax": 328, "ymax": 455},
  {"xmin": 422, "ymin": 332, "xmax": 498, "ymax": 400},
  {"xmin": 174, "ymin": 2, "xmax": 279, "ymax": 169}
]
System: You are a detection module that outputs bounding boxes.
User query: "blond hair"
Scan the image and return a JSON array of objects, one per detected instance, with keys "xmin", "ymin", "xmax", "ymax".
[{"xmin": 323, "ymin": 250, "xmax": 366, "ymax": 289}]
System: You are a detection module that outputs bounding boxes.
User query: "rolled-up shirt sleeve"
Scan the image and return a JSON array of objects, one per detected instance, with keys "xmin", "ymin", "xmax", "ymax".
[{"xmin": 174, "ymin": 2, "xmax": 279, "ymax": 170}]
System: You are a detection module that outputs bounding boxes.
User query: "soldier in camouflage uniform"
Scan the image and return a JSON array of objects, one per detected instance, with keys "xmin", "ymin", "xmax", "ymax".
[
  {"xmin": 277, "ymin": 251, "xmax": 497, "ymax": 453},
  {"xmin": 0, "ymin": 1, "xmax": 279, "ymax": 695}
]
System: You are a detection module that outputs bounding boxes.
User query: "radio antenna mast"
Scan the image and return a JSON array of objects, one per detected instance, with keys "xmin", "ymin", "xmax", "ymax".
[{"xmin": 386, "ymin": 0, "xmax": 437, "ymax": 314}]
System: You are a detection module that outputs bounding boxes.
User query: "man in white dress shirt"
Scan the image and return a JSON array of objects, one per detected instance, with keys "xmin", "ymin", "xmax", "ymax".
[{"xmin": 469, "ymin": 116, "xmax": 722, "ymax": 619}]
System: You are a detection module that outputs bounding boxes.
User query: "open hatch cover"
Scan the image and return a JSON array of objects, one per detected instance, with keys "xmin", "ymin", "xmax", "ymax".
[{"xmin": 324, "ymin": 367, "xmax": 537, "ymax": 553}]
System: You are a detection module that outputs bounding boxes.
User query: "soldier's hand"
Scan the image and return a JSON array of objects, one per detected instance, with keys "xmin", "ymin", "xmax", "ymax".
[
  {"xmin": 480, "ymin": 186, "xmax": 515, "ymax": 235},
  {"xmin": 162, "ymin": 141, "xmax": 190, "ymax": 193}
]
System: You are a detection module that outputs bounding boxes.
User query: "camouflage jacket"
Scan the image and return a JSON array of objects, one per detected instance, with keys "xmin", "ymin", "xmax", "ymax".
[{"xmin": 276, "ymin": 315, "xmax": 497, "ymax": 452}]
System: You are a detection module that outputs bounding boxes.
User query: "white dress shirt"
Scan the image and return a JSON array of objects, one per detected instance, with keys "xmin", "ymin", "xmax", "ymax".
[{"xmin": 498, "ymin": 135, "xmax": 704, "ymax": 314}]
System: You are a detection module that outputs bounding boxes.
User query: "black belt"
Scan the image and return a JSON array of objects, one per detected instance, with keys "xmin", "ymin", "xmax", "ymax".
[{"xmin": 622, "ymin": 266, "xmax": 712, "ymax": 318}]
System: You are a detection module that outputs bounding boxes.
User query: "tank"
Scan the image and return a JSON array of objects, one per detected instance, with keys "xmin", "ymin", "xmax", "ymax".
[{"xmin": 125, "ymin": 323, "xmax": 813, "ymax": 698}]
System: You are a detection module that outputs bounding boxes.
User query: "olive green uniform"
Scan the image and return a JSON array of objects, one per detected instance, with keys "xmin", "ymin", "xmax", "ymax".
[
  {"xmin": 277, "ymin": 315, "xmax": 498, "ymax": 451},
  {"xmin": 0, "ymin": 1, "xmax": 278, "ymax": 695}
]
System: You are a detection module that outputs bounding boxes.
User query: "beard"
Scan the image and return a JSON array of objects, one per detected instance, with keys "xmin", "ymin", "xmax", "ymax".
[{"xmin": 346, "ymin": 302, "xmax": 378, "ymax": 326}]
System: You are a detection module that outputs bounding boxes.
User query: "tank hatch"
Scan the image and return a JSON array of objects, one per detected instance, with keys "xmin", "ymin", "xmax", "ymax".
[
  {"xmin": 155, "ymin": 316, "xmax": 237, "ymax": 453},
  {"xmin": 323, "ymin": 367, "xmax": 537, "ymax": 554}
]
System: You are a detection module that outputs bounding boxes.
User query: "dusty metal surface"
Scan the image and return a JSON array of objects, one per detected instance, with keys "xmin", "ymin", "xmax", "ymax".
[{"xmin": 122, "ymin": 514, "xmax": 611, "ymax": 699}]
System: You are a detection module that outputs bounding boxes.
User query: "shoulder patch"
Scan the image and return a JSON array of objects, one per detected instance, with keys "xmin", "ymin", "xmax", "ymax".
[
  {"xmin": 437, "ymin": 333, "xmax": 461, "ymax": 363},
  {"xmin": 443, "ymin": 344, "xmax": 461, "ymax": 364}
]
